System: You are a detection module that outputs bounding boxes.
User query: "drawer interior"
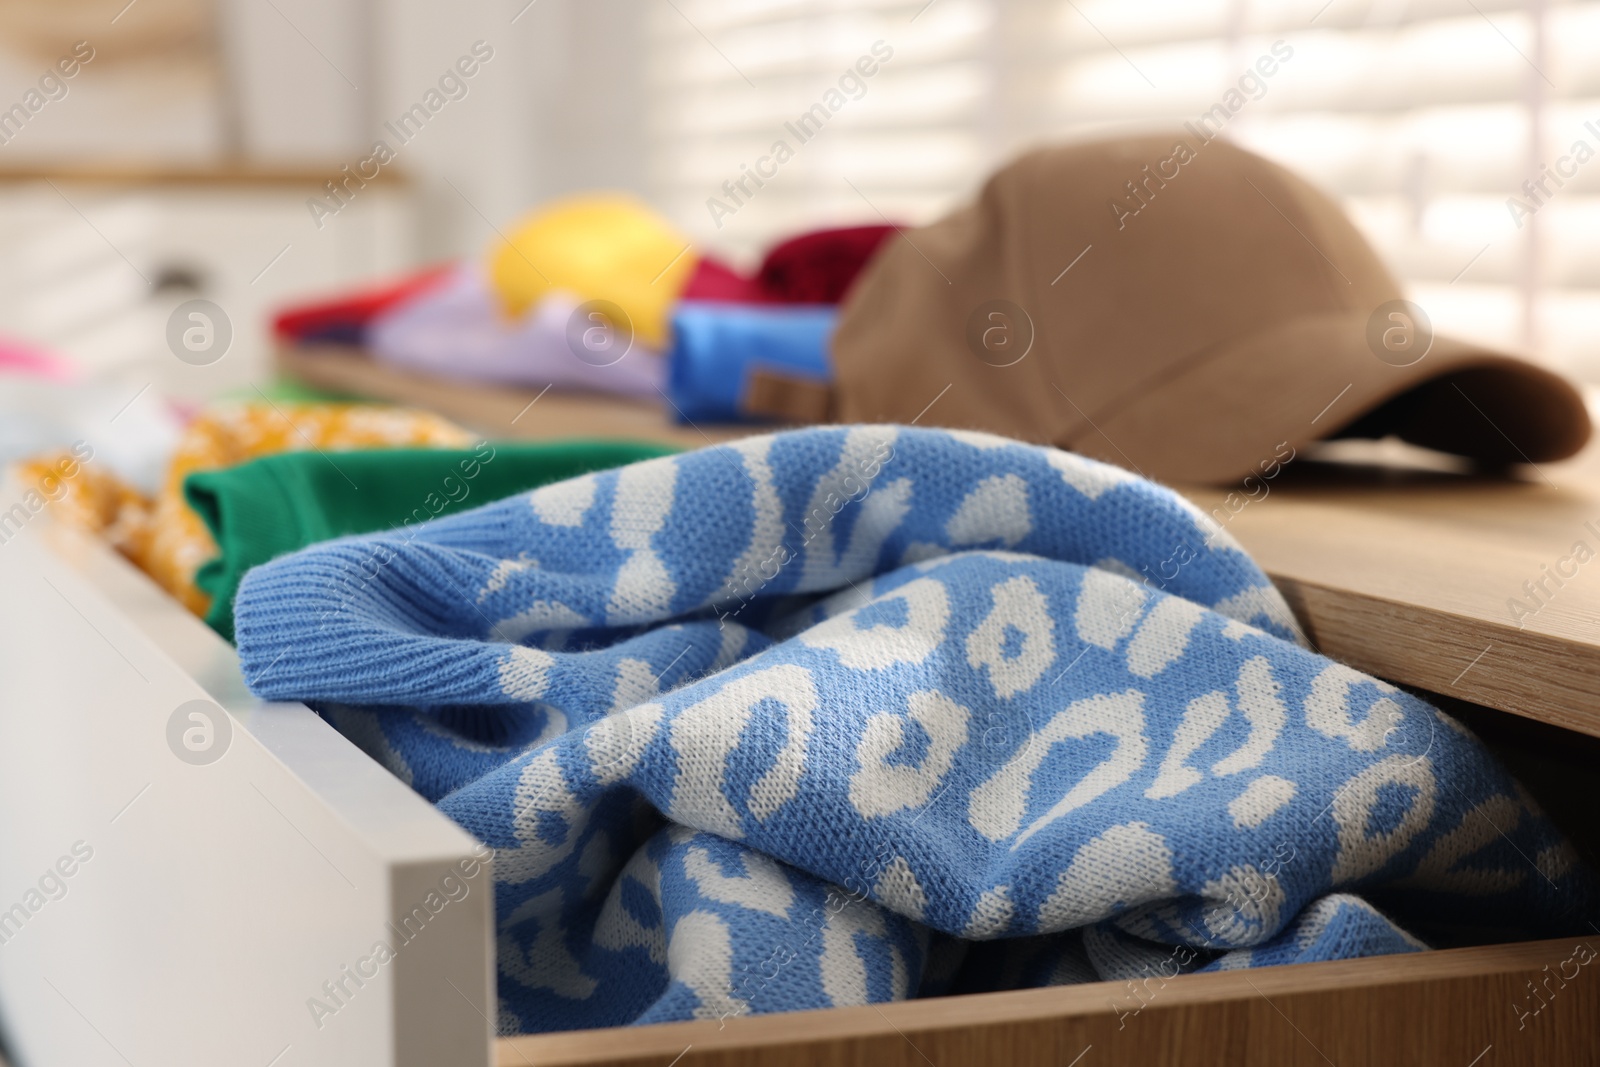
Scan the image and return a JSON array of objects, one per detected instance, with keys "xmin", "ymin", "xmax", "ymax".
[
  {"xmin": 496, "ymin": 936, "xmax": 1599, "ymax": 1067},
  {"xmin": 5, "ymin": 469, "xmax": 1598, "ymax": 1067},
  {"xmin": 491, "ymin": 694, "xmax": 1600, "ymax": 1067}
]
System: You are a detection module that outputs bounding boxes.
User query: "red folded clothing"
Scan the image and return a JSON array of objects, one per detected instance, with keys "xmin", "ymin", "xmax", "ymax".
[
  {"xmin": 273, "ymin": 263, "xmax": 456, "ymax": 346},
  {"xmin": 681, "ymin": 255, "xmax": 764, "ymax": 303},
  {"xmin": 756, "ymin": 224, "xmax": 898, "ymax": 305}
]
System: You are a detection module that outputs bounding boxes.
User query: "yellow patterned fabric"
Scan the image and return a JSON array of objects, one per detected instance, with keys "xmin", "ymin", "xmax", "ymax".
[{"xmin": 17, "ymin": 403, "xmax": 471, "ymax": 615}]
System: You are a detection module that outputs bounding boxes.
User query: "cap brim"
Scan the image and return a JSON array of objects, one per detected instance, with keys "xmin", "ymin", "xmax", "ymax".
[{"xmin": 1064, "ymin": 311, "xmax": 1592, "ymax": 485}]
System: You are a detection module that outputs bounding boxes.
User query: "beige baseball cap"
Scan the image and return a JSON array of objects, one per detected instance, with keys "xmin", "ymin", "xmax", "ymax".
[{"xmin": 812, "ymin": 134, "xmax": 1590, "ymax": 484}]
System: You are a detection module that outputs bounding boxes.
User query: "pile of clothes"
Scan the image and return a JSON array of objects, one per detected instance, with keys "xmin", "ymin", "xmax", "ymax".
[
  {"xmin": 7, "ymin": 356, "xmax": 1594, "ymax": 1034},
  {"xmin": 2, "ymin": 375, "xmax": 674, "ymax": 639},
  {"xmin": 272, "ymin": 135, "xmax": 1594, "ymax": 489},
  {"xmin": 12, "ymin": 132, "xmax": 1600, "ymax": 1039},
  {"xmin": 274, "ymin": 195, "xmax": 890, "ymax": 421},
  {"xmin": 230, "ymin": 425, "xmax": 1595, "ymax": 1034}
]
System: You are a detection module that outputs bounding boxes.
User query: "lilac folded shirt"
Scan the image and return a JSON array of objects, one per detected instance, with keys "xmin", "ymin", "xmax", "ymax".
[{"xmin": 367, "ymin": 264, "xmax": 665, "ymax": 398}]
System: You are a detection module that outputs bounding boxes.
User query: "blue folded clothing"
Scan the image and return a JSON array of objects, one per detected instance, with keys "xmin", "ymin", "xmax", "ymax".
[
  {"xmin": 233, "ymin": 426, "xmax": 1594, "ymax": 1034},
  {"xmin": 666, "ymin": 301, "xmax": 835, "ymax": 422}
]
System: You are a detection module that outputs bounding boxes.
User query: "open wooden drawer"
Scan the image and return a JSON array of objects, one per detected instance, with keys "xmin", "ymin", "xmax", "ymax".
[{"xmin": 1, "ymin": 483, "xmax": 1596, "ymax": 1067}]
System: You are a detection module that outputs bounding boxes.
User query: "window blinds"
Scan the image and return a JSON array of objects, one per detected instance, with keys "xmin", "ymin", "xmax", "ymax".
[{"xmin": 646, "ymin": 0, "xmax": 1600, "ymax": 380}]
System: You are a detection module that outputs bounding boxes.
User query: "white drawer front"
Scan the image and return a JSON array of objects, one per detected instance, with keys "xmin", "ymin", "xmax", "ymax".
[{"xmin": 0, "ymin": 506, "xmax": 492, "ymax": 1067}]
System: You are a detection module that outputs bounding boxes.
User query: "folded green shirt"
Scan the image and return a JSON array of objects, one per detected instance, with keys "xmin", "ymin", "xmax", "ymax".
[{"xmin": 185, "ymin": 439, "xmax": 678, "ymax": 641}]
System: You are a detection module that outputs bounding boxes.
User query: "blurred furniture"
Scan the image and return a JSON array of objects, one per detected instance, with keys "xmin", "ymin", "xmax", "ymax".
[{"xmin": 0, "ymin": 167, "xmax": 414, "ymax": 400}]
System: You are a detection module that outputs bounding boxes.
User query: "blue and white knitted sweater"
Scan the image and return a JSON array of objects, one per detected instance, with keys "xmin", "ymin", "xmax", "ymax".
[{"xmin": 235, "ymin": 426, "xmax": 1591, "ymax": 1033}]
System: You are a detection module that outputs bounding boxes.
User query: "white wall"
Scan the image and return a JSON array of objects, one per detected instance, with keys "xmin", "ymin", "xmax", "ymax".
[
  {"xmin": 219, "ymin": 0, "xmax": 653, "ymax": 258},
  {"xmin": 402, "ymin": 0, "xmax": 648, "ymax": 260}
]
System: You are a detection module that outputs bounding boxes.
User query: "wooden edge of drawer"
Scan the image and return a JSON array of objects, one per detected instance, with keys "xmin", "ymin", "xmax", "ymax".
[
  {"xmin": 1172, "ymin": 475, "xmax": 1600, "ymax": 741},
  {"xmin": 496, "ymin": 936, "xmax": 1598, "ymax": 1066},
  {"xmin": 1262, "ymin": 572, "xmax": 1600, "ymax": 740},
  {"xmin": 274, "ymin": 343, "xmax": 752, "ymax": 449}
]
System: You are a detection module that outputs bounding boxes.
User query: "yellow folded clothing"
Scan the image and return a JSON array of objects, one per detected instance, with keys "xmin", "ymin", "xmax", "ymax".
[
  {"xmin": 487, "ymin": 192, "xmax": 697, "ymax": 349},
  {"xmin": 17, "ymin": 402, "xmax": 471, "ymax": 615}
]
